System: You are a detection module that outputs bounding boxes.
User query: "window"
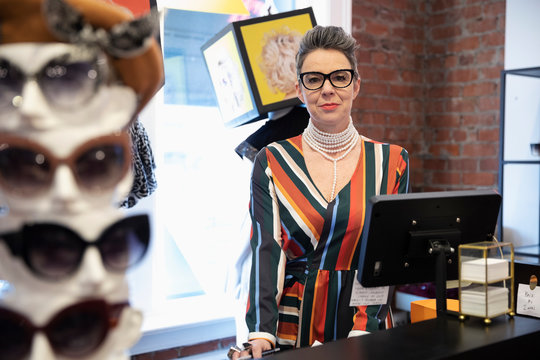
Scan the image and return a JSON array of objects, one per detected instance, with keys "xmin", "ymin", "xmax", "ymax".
[{"xmin": 128, "ymin": 0, "xmax": 352, "ymax": 354}]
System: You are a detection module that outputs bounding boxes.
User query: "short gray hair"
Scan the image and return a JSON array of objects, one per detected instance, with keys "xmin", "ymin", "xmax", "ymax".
[{"xmin": 296, "ymin": 25, "xmax": 359, "ymax": 77}]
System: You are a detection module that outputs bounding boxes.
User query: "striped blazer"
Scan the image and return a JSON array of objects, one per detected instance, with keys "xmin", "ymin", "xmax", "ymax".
[{"xmin": 246, "ymin": 134, "xmax": 409, "ymax": 348}]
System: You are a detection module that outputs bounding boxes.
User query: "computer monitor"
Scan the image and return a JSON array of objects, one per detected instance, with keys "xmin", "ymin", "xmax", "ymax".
[{"xmin": 357, "ymin": 189, "xmax": 502, "ymax": 316}]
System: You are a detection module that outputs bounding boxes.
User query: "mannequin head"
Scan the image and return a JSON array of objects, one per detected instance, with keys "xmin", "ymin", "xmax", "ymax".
[
  {"xmin": 0, "ymin": 0, "xmax": 164, "ymax": 131},
  {"xmin": 0, "ymin": 42, "xmax": 138, "ymax": 132},
  {"xmin": 0, "ymin": 208, "xmax": 150, "ymax": 302},
  {"xmin": 0, "ymin": 123, "xmax": 135, "ymax": 216},
  {"xmin": 0, "ymin": 296, "xmax": 143, "ymax": 360}
]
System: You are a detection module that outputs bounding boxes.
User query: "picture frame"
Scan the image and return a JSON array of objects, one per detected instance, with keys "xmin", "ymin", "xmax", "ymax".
[{"xmin": 201, "ymin": 7, "xmax": 316, "ymax": 127}]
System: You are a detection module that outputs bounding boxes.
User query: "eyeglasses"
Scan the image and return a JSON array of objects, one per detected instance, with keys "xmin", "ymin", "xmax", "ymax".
[
  {"xmin": 0, "ymin": 132, "xmax": 131, "ymax": 197},
  {"xmin": 0, "ymin": 299, "xmax": 127, "ymax": 359},
  {"xmin": 0, "ymin": 46, "xmax": 108, "ymax": 113},
  {"xmin": 1, "ymin": 214, "xmax": 150, "ymax": 281},
  {"xmin": 299, "ymin": 69, "xmax": 355, "ymax": 90}
]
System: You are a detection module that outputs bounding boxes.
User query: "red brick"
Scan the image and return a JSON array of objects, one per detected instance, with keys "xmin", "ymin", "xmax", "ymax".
[
  {"xmin": 401, "ymin": 70, "xmax": 422, "ymax": 82},
  {"xmin": 357, "ymin": 50, "xmax": 372, "ymax": 64},
  {"xmin": 371, "ymin": 51, "xmax": 388, "ymax": 65},
  {"xmin": 377, "ymin": 68, "xmax": 400, "ymax": 81},
  {"xmin": 478, "ymin": 128, "xmax": 499, "ymax": 142},
  {"xmin": 448, "ymin": 36, "xmax": 481, "ymax": 52},
  {"xmin": 353, "ymin": 3, "xmax": 377, "ymax": 18},
  {"xmin": 432, "ymin": 25, "xmax": 462, "ymax": 40},
  {"xmin": 466, "ymin": 17, "xmax": 498, "ymax": 34},
  {"xmin": 482, "ymin": 31, "xmax": 505, "ymax": 47},
  {"xmin": 154, "ymin": 348, "xmax": 180, "ymax": 360},
  {"xmin": 428, "ymin": 85, "xmax": 462, "ymax": 98},
  {"xmin": 424, "ymin": 158, "xmax": 447, "ymax": 171},
  {"xmin": 462, "ymin": 143, "xmax": 498, "ymax": 157},
  {"xmin": 477, "ymin": 95, "xmax": 499, "ymax": 111},
  {"xmin": 463, "ymin": 82, "xmax": 498, "ymax": 97},
  {"xmin": 355, "ymin": 96, "xmax": 378, "ymax": 110},
  {"xmin": 445, "ymin": 98, "xmax": 476, "ymax": 113},
  {"xmin": 359, "ymin": 112, "xmax": 386, "ymax": 125},
  {"xmin": 431, "ymin": 0, "xmax": 460, "ymax": 13},
  {"xmin": 480, "ymin": 65, "xmax": 503, "ymax": 80},
  {"xmin": 433, "ymin": 171, "xmax": 462, "ymax": 185},
  {"xmin": 480, "ymin": 158, "xmax": 499, "ymax": 171},
  {"xmin": 485, "ymin": 1, "xmax": 506, "ymax": 17},
  {"xmin": 476, "ymin": 49, "xmax": 497, "ymax": 64},
  {"xmin": 462, "ymin": 113, "xmax": 496, "ymax": 126},
  {"xmin": 376, "ymin": 98, "xmax": 402, "ymax": 111},
  {"xmin": 462, "ymin": 4, "xmax": 482, "ymax": 19},
  {"xmin": 428, "ymin": 144, "xmax": 461, "ymax": 157},
  {"xmin": 452, "ymin": 129, "xmax": 468, "ymax": 142},
  {"xmin": 459, "ymin": 54, "xmax": 475, "ymax": 66},
  {"xmin": 447, "ymin": 158, "xmax": 478, "ymax": 172},
  {"xmin": 462, "ymin": 172, "xmax": 497, "ymax": 186},
  {"xmin": 388, "ymin": 113, "xmax": 415, "ymax": 126},
  {"xmin": 362, "ymin": 82, "xmax": 388, "ymax": 95},
  {"xmin": 366, "ymin": 21, "xmax": 390, "ymax": 36},
  {"xmin": 447, "ymin": 68, "xmax": 479, "ymax": 83},
  {"xmin": 390, "ymin": 84, "xmax": 420, "ymax": 98}
]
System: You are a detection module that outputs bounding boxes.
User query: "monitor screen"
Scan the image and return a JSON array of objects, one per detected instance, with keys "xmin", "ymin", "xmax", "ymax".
[{"xmin": 357, "ymin": 190, "xmax": 502, "ymax": 288}]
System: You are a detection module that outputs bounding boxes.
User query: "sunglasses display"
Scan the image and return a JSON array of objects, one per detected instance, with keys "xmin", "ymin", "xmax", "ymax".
[
  {"xmin": 0, "ymin": 299, "xmax": 126, "ymax": 359},
  {"xmin": 0, "ymin": 46, "xmax": 108, "ymax": 113},
  {"xmin": 0, "ymin": 214, "xmax": 150, "ymax": 281},
  {"xmin": 0, "ymin": 132, "xmax": 131, "ymax": 197}
]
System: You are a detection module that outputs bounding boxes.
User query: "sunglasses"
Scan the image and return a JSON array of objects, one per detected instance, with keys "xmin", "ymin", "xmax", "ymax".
[
  {"xmin": 1, "ymin": 214, "xmax": 150, "ymax": 281},
  {"xmin": 0, "ymin": 299, "xmax": 127, "ymax": 359},
  {"xmin": 0, "ymin": 132, "xmax": 131, "ymax": 197},
  {"xmin": 0, "ymin": 46, "xmax": 108, "ymax": 113}
]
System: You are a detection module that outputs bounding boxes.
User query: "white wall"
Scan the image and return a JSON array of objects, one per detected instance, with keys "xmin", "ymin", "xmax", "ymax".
[{"xmin": 505, "ymin": 0, "xmax": 540, "ymax": 69}]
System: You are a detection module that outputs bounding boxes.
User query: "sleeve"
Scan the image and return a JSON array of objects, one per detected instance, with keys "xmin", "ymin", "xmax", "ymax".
[
  {"xmin": 245, "ymin": 148, "xmax": 286, "ymax": 347},
  {"xmin": 395, "ymin": 147, "xmax": 409, "ymax": 194}
]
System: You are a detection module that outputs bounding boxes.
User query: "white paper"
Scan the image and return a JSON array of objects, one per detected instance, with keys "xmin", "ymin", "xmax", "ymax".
[
  {"xmin": 517, "ymin": 283, "xmax": 540, "ymax": 318},
  {"xmin": 350, "ymin": 276, "xmax": 389, "ymax": 306}
]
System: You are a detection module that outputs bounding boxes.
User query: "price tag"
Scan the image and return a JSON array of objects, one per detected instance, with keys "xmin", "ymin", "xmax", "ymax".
[
  {"xmin": 350, "ymin": 275, "xmax": 389, "ymax": 306},
  {"xmin": 516, "ymin": 283, "xmax": 540, "ymax": 318}
]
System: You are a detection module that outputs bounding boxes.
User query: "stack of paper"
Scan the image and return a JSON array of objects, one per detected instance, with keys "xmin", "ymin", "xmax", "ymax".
[
  {"xmin": 461, "ymin": 258, "xmax": 509, "ymax": 282},
  {"xmin": 461, "ymin": 286, "xmax": 509, "ymax": 317}
]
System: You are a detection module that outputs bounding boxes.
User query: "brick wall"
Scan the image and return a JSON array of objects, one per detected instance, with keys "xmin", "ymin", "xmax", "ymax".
[{"xmin": 351, "ymin": 0, "xmax": 505, "ymax": 192}]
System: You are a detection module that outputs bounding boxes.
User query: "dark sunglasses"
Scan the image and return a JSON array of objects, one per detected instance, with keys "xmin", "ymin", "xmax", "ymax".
[
  {"xmin": 299, "ymin": 69, "xmax": 355, "ymax": 90},
  {"xmin": 0, "ymin": 299, "xmax": 127, "ymax": 359},
  {"xmin": 0, "ymin": 46, "xmax": 108, "ymax": 112},
  {"xmin": 0, "ymin": 132, "xmax": 131, "ymax": 197},
  {"xmin": 0, "ymin": 214, "xmax": 150, "ymax": 281}
]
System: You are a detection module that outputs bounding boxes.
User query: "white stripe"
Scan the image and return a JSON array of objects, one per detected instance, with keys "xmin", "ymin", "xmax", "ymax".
[
  {"xmin": 374, "ymin": 143, "xmax": 383, "ymax": 195},
  {"xmin": 269, "ymin": 143, "xmax": 327, "ymax": 207}
]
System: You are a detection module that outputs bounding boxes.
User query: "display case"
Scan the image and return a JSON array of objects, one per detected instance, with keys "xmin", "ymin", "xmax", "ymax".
[{"xmin": 458, "ymin": 241, "xmax": 515, "ymax": 324}]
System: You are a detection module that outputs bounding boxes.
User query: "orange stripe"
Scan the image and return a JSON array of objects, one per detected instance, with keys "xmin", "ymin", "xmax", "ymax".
[
  {"xmin": 277, "ymin": 322, "xmax": 299, "ymax": 340},
  {"xmin": 309, "ymin": 272, "xmax": 329, "ymax": 344},
  {"xmin": 267, "ymin": 151, "xmax": 323, "ymax": 239},
  {"xmin": 336, "ymin": 140, "xmax": 366, "ymax": 269},
  {"xmin": 352, "ymin": 305, "xmax": 368, "ymax": 330}
]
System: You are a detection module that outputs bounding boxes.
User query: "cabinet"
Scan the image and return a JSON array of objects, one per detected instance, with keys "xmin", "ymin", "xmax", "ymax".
[{"xmin": 499, "ymin": 67, "xmax": 540, "ymax": 258}]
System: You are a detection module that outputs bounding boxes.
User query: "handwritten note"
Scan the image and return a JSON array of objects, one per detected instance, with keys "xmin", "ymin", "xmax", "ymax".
[
  {"xmin": 350, "ymin": 276, "xmax": 389, "ymax": 306},
  {"xmin": 516, "ymin": 283, "xmax": 540, "ymax": 318}
]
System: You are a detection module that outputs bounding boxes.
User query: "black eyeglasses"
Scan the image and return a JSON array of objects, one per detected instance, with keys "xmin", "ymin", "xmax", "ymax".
[
  {"xmin": 299, "ymin": 69, "xmax": 355, "ymax": 90},
  {"xmin": 0, "ymin": 46, "xmax": 108, "ymax": 113},
  {"xmin": 0, "ymin": 299, "xmax": 127, "ymax": 359},
  {"xmin": 0, "ymin": 132, "xmax": 131, "ymax": 197},
  {"xmin": 1, "ymin": 214, "xmax": 150, "ymax": 281}
]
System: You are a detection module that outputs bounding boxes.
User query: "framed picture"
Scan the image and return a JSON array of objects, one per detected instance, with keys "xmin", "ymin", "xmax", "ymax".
[{"xmin": 202, "ymin": 7, "xmax": 316, "ymax": 127}]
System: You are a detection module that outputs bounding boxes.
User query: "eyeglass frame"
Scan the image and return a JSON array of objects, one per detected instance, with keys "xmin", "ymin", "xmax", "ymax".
[{"xmin": 298, "ymin": 69, "xmax": 357, "ymax": 91}]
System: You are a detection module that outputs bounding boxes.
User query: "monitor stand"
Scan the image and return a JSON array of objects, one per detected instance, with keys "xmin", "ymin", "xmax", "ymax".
[{"xmin": 428, "ymin": 239, "xmax": 459, "ymax": 318}]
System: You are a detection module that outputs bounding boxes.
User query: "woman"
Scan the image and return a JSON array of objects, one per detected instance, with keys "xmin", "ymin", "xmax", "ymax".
[{"xmin": 234, "ymin": 25, "xmax": 409, "ymax": 359}]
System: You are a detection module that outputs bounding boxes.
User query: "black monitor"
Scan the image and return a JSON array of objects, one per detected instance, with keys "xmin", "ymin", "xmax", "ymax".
[{"xmin": 357, "ymin": 189, "xmax": 502, "ymax": 316}]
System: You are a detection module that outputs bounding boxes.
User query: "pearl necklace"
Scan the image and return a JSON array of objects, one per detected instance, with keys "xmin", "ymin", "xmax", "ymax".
[{"xmin": 303, "ymin": 118, "xmax": 359, "ymax": 201}]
